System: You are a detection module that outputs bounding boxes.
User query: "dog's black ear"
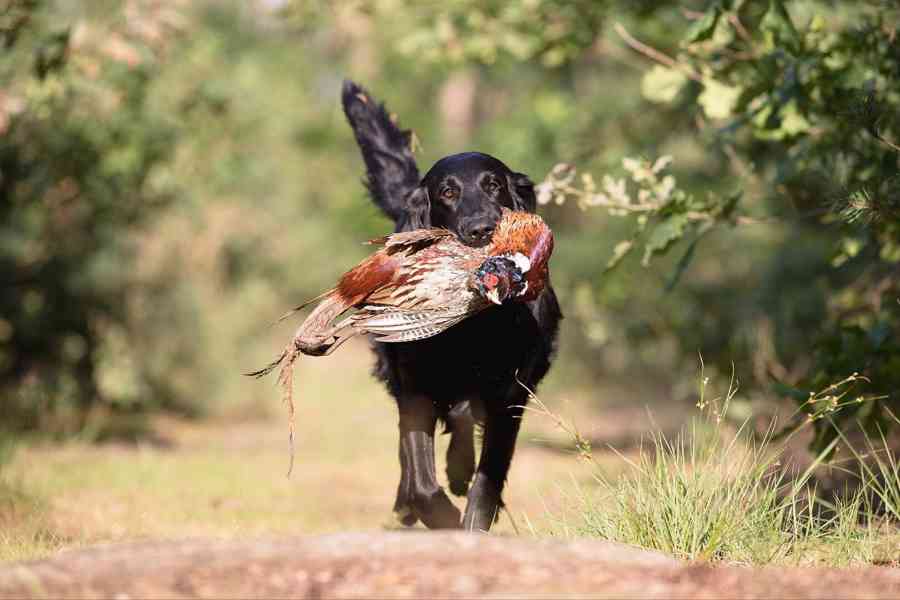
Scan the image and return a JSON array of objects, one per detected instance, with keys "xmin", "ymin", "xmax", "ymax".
[
  {"xmin": 507, "ymin": 172, "xmax": 537, "ymax": 213},
  {"xmin": 397, "ymin": 186, "xmax": 431, "ymax": 231}
]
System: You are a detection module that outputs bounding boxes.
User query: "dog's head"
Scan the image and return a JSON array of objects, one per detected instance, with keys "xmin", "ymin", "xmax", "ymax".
[{"xmin": 400, "ymin": 152, "xmax": 537, "ymax": 247}]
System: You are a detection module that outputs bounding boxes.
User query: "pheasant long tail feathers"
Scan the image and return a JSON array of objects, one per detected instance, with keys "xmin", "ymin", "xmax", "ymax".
[
  {"xmin": 246, "ymin": 290, "xmax": 357, "ymax": 478},
  {"xmin": 278, "ymin": 348, "xmax": 297, "ymax": 478},
  {"xmin": 274, "ymin": 288, "xmax": 336, "ymax": 324},
  {"xmin": 294, "ymin": 293, "xmax": 354, "ymax": 343},
  {"xmin": 243, "ymin": 337, "xmax": 299, "ymax": 478},
  {"xmin": 243, "ymin": 349, "xmax": 288, "ymax": 379}
]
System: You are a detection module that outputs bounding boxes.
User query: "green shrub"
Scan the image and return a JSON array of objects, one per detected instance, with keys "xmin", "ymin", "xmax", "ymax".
[{"xmin": 0, "ymin": 1, "xmax": 180, "ymax": 434}]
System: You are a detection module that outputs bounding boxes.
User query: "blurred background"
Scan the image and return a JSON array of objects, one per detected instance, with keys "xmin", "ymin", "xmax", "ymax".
[{"xmin": 1, "ymin": 0, "xmax": 898, "ymax": 556}]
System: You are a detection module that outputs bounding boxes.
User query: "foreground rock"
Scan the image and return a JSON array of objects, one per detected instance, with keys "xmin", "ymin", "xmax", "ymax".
[{"xmin": 1, "ymin": 532, "xmax": 898, "ymax": 599}]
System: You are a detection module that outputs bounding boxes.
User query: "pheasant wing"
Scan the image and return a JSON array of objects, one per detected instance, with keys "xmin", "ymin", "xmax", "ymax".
[
  {"xmin": 367, "ymin": 228, "xmax": 454, "ymax": 253},
  {"xmin": 351, "ymin": 304, "xmax": 475, "ymax": 343}
]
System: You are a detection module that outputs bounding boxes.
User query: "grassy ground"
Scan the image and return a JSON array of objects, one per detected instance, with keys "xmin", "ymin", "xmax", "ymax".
[
  {"xmin": 536, "ymin": 375, "xmax": 900, "ymax": 567},
  {"xmin": 0, "ymin": 342, "xmax": 607, "ymax": 561},
  {"xmin": 2, "ymin": 343, "xmax": 897, "ymax": 567}
]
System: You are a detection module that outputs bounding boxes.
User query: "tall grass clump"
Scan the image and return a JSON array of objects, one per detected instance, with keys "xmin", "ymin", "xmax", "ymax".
[
  {"xmin": 578, "ymin": 424, "xmax": 797, "ymax": 563},
  {"xmin": 836, "ymin": 409, "xmax": 900, "ymax": 525},
  {"xmin": 865, "ymin": 423, "xmax": 900, "ymax": 524},
  {"xmin": 533, "ymin": 364, "xmax": 891, "ymax": 565},
  {"xmin": 868, "ymin": 438, "xmax": 900, "ymax": 524}
]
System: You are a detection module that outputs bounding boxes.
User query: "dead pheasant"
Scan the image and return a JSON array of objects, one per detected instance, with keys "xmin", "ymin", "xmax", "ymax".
[{"xmin": 247, "ymin": 208, "xmax": 553, "ymax": 473}]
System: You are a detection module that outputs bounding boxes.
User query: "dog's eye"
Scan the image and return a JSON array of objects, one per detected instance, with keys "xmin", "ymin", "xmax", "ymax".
[
  {"xmin": 485, "ymin": 181, "xmax": 500, "ymax": 194},
  {"xmin": 440, "ymin": 188, "xmax": 458, "ymax": 203}
]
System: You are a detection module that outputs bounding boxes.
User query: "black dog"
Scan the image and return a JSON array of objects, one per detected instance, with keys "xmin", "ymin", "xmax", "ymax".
[{"xmin": 342, "ymin": 80, "xmax": 561, "ymax": 531}]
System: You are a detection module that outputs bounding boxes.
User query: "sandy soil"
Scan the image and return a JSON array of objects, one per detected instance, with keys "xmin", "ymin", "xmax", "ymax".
[{"xmin": 2, "ymin": 532, "xmax": 899, "ymax": 599}]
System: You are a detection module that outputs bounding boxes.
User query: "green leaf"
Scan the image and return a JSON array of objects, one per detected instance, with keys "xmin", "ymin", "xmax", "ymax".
[
  {"xmin": 879, "ymin": 241, "xmax": 900, "ymax": 262},
  {"xmin": 641, "ymin": 65, "xmax": 688, "ymax": 105},
  {"xmin": 606, "ymin": 239, "xmax": 634, "ymax": 271},
  {"xmin": 760, "ymin": 0, "xmax": 799, "ymax": 50},
  {"xmin": 780, "ymin": 101, "xmax": 811, "ymax": 136},
  {"xmin": 698, "ymin": 78, "xmax": 741, "ymax": 120},
  {"xmin": 754, "ymin": 101, "xmax": 810, "ymax": 140},
  {"xmin": 642, "ymin": 214, "xmax": 689, "ymax": 266},
  {"xmin": 664, "ymin": 227, "xmax": 710, "ymax": 292},
  {"xmin": 684, "ymin": 6, "xmax": 721, "ymax": 44},
  {"xmin": 718, "ymin": 190, "xmax": 743, "ymax": 220},
  {"xmin": 34, "ymin": 28, "xmax": 71, "ymax": 80}
]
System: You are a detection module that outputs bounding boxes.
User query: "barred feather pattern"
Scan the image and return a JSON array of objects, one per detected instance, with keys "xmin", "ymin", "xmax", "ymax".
[{"xmin": 352, "ymin": 305, "xmax": 476, "ymax": 342}]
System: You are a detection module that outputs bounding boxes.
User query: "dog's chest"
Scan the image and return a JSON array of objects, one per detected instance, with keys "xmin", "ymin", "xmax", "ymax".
[{"xmin": 387, "ymin": 302, "xmax": 538, "ymax": 394}]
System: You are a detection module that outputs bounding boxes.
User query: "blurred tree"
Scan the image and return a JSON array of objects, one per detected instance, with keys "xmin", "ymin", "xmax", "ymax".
[{"xmin": 0, "ymin": 0, "xmax": 182, "ymax": 434}]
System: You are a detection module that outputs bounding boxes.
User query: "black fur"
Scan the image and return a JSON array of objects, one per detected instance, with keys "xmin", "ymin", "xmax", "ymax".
[
  {"xmin": 341, "ymin": 81, "xmax": 421, "ymax": 223},
  {"xmin": 342, "ymin": 80, "xmax": 562, "ymax": 531}
]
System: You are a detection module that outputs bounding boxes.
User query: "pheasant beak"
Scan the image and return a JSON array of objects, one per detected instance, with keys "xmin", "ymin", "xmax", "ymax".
[{"xmin": 477, "ymin": 272, "xmax": 508, "ymax": 305}]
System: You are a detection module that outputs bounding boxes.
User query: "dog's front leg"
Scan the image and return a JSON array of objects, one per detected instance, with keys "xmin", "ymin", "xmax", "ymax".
[
  {"xmin": 462, "ymin": 401, "xmax": 523, "ymax": 532},
  {"xmin": 395, "ymin": 392, "xmax": 461, "ymax": 529},
  {"xmin": 445, "ymin": 400, "xmax": 476, "ymax": 497}
]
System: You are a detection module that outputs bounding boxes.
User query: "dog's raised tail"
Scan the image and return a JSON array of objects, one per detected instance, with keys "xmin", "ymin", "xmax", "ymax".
[{"xmin": 341, "ymin": 79, "xmax": 421, "ymax": 225}]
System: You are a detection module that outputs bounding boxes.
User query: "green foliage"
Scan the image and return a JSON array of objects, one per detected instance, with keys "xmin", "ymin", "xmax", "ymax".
[
  {"xmin": 0, "ymin": 1, "xmax": 182, "ymax": 434},
  {"xmin": 624, "ymin": 0, "xmax": 900, "ymax": 450},
  {"xmin": 536, "ymin": 156, "xmax": 739, "ymax": 271},
  {"xmin": 2, "ymin": 1, "xmax": 405, "ymax": 435},
  {"xmin": 428, "ymin": 0, "xmax": 900, "ymax": 451},
  {"xmin": 369, "ymin": 0, "xmax": 609, "ymax": 67}
]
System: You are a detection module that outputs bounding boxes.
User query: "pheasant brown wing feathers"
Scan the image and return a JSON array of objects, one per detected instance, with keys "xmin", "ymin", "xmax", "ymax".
[
  {"xmin": 351, "ymin": 305, "xmax": 473, "ymax": 343},
  {"xmin": 367, "ymin": 227, "xmax": 454, "ymax": 252}
]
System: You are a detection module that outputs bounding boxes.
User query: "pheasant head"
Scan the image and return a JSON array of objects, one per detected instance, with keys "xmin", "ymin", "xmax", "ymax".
[
  {"xmin": 473, "ymin": 255, "xmax": 526, "ymax": 305},
  {"xmin": 473, "ymin": 209, "xmax": 554, "ymax": 304}
]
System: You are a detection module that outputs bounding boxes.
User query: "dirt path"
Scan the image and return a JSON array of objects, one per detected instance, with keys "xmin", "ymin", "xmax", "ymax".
[{"xmin": 1, "ymin": 532, "xmax": 898, "ymax": 599}]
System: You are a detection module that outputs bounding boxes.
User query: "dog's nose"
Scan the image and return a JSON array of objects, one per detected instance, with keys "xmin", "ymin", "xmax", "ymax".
[{"xmin": 466, "ymin": 222, "xmax": 496, "ymax": 244}]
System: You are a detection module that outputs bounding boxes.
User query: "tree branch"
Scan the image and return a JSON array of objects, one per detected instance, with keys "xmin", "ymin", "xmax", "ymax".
[{"xmin": 613, "ymin": 22, "xmax": 703, "ymax": 83}]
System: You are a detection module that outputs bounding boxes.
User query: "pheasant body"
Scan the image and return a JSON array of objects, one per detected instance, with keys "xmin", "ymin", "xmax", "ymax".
[
  {"xmin": 249, "ymin": 209, "xmax": 553, "ymax": 377},
  {"xmin": 247, "ymin": 209, "xmax": 553, "ymax": 476}
]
